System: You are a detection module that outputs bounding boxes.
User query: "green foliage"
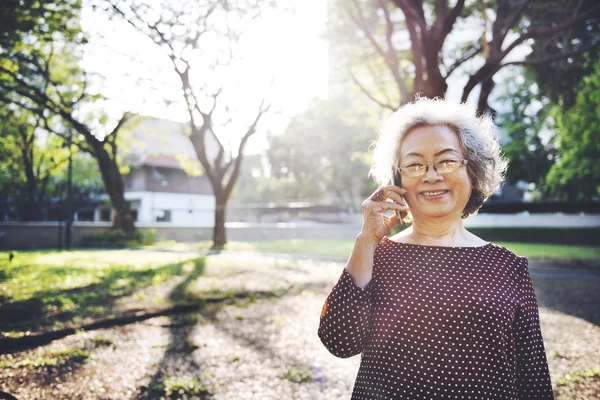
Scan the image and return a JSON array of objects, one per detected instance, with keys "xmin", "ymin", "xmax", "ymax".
[
  {"xmin": 495, "ymin": 73, "xmax": 557, "ymax": 197},
  {"xmin": 0, "ymin": 0, "xmax": 137, "ymax": 231},
  {"xmin": 241, "ymin": 97, "xmax": 376, "ymax": 211},
  {"xmin": 0, "ymin": 104, "xmax": 104, "ymax": 220},
  {"xmin": 0, "ymin": 0, "xmax": 81, "ymax": 50},
  {"xmin": 544, "ymin": 60, "xmax": 600, "ymax": 201},
  {"xmin": 524, "ymin": 0, "xmax": 600, "ymax": 108},
  {"xmin": 81, "ymin": 228, "xmax": 157, "ymax": 248},
  {"xmin": 281, "ymin": 365, "xmax": 313, "ymax": 384},
  {"xmin": 467, "ymin": 228, "xmax": 600, "ymax": 248}
]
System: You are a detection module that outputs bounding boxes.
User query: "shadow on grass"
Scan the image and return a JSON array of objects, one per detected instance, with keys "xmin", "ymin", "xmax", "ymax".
[
  {"xmin": 0, "ymin": 257, "xmax": 206, "ymax": 335},
  {"xmin": 532, "ymin": 276, "xmax": 600, "ymax": 326},
  {"xmin": 136, "ymin": 255, "xmax": 211, "ymax": 399}
]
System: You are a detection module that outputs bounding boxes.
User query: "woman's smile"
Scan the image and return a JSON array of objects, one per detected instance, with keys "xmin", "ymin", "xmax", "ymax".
[{"xmin": 420, "ymin": 190, "xmax": 449, "ymax": 199}]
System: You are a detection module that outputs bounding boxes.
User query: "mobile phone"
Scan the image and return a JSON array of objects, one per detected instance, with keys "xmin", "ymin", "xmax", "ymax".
[{"xmin": 391, "ymin": 169, "xmax": 405, "ymax": 226}]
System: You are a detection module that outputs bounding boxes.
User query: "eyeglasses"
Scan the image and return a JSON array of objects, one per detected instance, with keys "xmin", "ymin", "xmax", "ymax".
[{"xmin": 397, "ymin": 159, "xmax": 468, "ymax": 178}]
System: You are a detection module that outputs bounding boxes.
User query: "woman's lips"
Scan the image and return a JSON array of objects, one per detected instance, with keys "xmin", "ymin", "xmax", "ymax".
[{"xmin": 420, "ymin": 190, "xmax": 449, "ymax": 200}]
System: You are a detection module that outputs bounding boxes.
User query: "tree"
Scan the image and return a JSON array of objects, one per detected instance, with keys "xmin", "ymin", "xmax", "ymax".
[
  {"xmin": 104, "ymin": 0, "xmax": 274, "ymax": 247},
  {"xmin": 0, "ymin": 0, "xmax": 137, "ymax": 232},
  {"xmin": 329, "ymin": 0, "xmax": 600, "ymax": 113},
  {"xmin": 266, "ymin": 98, "xmax": 375, "ymax": 211},
  {"xmin": 523, "ymin": 0, "xmax": 600, "ymax": 109},
  {"xmin": 0, "ymin": 107, "xmax": 64, "ymax": 220},
  {"xmin": 0, "ymin": 105, "xmax": 104, "ymax": 221},
  {"xmin": 0, "ymin": 0, "xmax": 81, "ymax": 48},
  {"xmin": 544, "ymin": 59, "xmax": 600, "ymax": 201},
  {"xmin": 495, "ymin": 71, "xmax": 557, "ymax": 198}
]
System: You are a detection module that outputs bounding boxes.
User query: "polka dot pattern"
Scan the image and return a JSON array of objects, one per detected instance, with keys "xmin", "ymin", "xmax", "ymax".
[{"xmin": 318, "ymin": 236, "xmax": 553, "ymax": 399}]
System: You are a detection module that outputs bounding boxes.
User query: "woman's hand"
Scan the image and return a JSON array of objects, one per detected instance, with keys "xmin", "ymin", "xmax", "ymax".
[{"xmin": 361, "ymin": 186, "xmax": 409, "ymax": 243}]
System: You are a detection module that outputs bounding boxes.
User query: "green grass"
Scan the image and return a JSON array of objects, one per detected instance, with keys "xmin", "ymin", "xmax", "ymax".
[
  {"xmin": 0, "ymin": 250, "xmax": 201, "ymax": 301},
  {"xmin": 0, "ymin": 347, "xmax": 91, "ymax": 369},
  {"xmin": 281, "ymin": 365, "xmax": 314, "ymax": 384},
  {"xmin": 493, "ymin": 242, "xmax": 600, "ymax": 260},
  {"xmin": 191, "ymin": 239, "xmax": 600, "ymax": 261},
  {"xmin": 0, "ymin": 250, "xmax": 206, "ymax": 334},
  {"xmin": 557, "ymin": 366, "xmax": 600, "ymax": 386},
  {"xmin": 161, "ymin": 375, "xmax": 210, "ymax": 397}
]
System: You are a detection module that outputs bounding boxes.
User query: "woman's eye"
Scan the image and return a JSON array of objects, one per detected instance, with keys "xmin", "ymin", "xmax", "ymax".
[
  {"xmin": 407, "ymin": 164, "xmax": 423, "ymax": 169},
  {"xmin": 439, "ymin": 160, "xmax": 456, "ymax": 166}
]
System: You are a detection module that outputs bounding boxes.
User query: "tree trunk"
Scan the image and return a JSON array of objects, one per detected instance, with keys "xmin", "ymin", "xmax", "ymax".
[
  {"xmin": 477, "ymin": 78, "xmax": 496, "ymax": 115},
  {"xmin": 95, "ymin": 147, "xmax": 135, "ymax": 233},
  {"xmin": 212, "ymin": 200, "xmax": 227, "ymax": 249}
]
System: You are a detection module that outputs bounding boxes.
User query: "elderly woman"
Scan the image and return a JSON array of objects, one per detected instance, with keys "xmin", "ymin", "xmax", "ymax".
[{"xmin": 318, "ymin": 98, "xmax": 553, "ymax": 399}]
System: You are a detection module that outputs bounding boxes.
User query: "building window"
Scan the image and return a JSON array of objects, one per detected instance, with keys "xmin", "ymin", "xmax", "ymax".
[
  {"xmin": 156, "ymin": 210, "xmax": 171, "ymax": 222},
  {"xmin": 78, "ymin": 209, "xmax": 95, "ymax": 221},
  {"xmin": 100, "ymin": 208, "xmax": 111, "ymax": 221}
]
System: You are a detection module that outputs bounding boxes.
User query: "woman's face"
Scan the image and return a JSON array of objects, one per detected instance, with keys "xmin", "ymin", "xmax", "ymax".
[{"xmin": 398, "ymin": 124, "xmax": 472, "ymax": 221}]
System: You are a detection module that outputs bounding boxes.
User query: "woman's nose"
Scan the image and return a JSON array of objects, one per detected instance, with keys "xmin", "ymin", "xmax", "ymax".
[{"xmin": 422, "ymin": 164, "xmax": 444, "ymax": 183}]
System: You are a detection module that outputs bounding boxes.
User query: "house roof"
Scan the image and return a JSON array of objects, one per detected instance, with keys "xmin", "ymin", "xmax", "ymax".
[
  {"xmin": 123, "ymin": 116, "xmax": 219, "ymax": 170},
  {"xmin": 137, "ymin": 154, "xmax": 192, "ymax": 169}
]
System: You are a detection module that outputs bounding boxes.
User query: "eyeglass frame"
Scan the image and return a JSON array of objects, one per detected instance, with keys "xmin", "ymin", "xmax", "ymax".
[{"xmin": 395, "ymin": 158, "xmax": 469, "ymax": 178}]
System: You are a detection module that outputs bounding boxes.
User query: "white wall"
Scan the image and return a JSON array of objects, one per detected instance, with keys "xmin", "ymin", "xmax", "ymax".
[{"xmin": 125, "ymin": 191, "xmax": 215, "ymax": 227}]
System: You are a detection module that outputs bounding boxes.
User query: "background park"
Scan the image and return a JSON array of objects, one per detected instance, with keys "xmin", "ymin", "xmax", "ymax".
[{"xmin": 0, "ymin": 0, "xmax": 599, "ymax": 399}]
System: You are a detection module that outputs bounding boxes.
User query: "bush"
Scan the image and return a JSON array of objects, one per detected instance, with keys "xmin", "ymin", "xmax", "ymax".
[
  {"xmin": 468, "ymin": 227, "xmax": 600, "ymax": 246},
  {"xmin": 81, "ymin": 228, "xmax": 156, "ymax": 248},
  {"xmin": 390, "ymin": 225, "xmax": 599, "ymax": 246}
]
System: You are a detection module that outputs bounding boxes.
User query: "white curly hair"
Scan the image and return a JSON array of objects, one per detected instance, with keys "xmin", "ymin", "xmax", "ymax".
[{"xmin": 369, "ymin": 97, "xmax": 508, "ymax": 219}]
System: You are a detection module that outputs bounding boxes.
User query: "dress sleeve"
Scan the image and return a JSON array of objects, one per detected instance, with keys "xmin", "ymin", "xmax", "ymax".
[
  {"xmin": 513, "ymin": 257, "xmax": 554, "ymax": 399},
  {"xmin": 317, "ymin": 268, "xmax": 374, "ymax": 358}
]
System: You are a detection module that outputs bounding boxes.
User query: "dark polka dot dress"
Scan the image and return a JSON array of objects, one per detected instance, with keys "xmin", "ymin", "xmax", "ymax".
[{"xmin": 318, "ymin": 237, "xmax": 554, "ymax": 399}]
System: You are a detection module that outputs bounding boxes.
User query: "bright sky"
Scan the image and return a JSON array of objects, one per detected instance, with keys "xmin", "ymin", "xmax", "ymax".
[
  {"xmin": 80, "ymin": 1, "xmax": 329, "ymax": 155},
  {"xmin": 79, "ymin": 1, "xmax": 533, "ymax": 156}
]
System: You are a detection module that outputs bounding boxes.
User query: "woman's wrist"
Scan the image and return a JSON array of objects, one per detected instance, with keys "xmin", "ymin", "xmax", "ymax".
[{"xmin": 355, "ymin": 232, "xmax": 382, "ymax": 248}]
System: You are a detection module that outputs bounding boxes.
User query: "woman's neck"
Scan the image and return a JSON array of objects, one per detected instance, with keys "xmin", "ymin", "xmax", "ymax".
[{"xmin": 404, "ymin": 218, "xmax": 472, "ymax": 246}]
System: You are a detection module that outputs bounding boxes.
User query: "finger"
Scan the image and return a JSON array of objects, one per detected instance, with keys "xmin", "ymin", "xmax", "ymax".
[
  {"xmin": 387, "ymin": 212, "xmax": 400, "ymax": 227},
  {"xmin": 370, "ymin": 187, "xmax": 406, "ymax": 204},
  {"xmin": 383, "ymin": 212, "xmax": 399, "ymax": 231},
  {"xmin": 372, "ymin": 201, "xmax": 409, "ymax": 213},
  {"xmin": 382, "ymin": 185, "xmax": 407, "ymax": 195},
  {"xmin": 382, "ymin": 191, "xmax": 407, "ymax": 206},
  {"xmin": 369, "ymin": 188, "xmax": 385, "ymax": 202}
]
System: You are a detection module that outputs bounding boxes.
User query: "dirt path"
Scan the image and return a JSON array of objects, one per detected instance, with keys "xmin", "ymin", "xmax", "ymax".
[{"xmin": 1, "ymin": 253, "xmax": 599, "ymax": 399}]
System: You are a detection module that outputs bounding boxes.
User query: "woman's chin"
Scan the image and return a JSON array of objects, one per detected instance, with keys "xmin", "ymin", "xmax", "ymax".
[{"xmin": 412, "ymin": 206, "xmax": 456, "ymax": 219}]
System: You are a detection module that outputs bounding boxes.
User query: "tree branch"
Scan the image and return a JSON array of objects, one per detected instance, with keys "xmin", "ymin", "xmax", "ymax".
[
  {"xmin": 444, "ymin": 44, "xmax": 482, "ymax": 78},
  {"xmin": 390, "ymin": 0, "xmax": 428, "ymax": 34},
  {"xmin": 499, "ymin": 46, "xmax": 595, "ymax": 68},
  {"xmin": 500, "ymin": 4, "xmax": 600, "ymax": 61},
  {"xmin": 224, "ymin": 99, "xmax": 270, "ymax": 197},
  {"xmin": 347, "ymin": 0, "xmax": 409, "ymax": 104},
  {"xmin": 375, "ymin": 0, "xmax": 410, "ymax": 102},
  {"xmin": 348, "ymin": 68, "xmax": 396, "ymax": 111}
]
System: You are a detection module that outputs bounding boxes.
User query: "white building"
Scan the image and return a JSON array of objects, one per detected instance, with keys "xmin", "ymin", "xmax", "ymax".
[{"xmin": 75, "ymin": 117, "xmax": 219, "ymax": 227}]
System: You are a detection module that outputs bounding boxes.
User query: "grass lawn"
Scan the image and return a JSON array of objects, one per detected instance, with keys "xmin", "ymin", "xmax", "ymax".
[
  {"xmin": 191, "ymin": 239, "xmax": 600, "ymax": 261},
  {"xmin": 0, "ymin": 250, "xmax": 205, "ymax": 336}
]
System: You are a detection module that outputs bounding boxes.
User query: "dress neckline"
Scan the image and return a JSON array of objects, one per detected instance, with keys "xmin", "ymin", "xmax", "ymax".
[{"xmin": 383, "ymin": 235, "xmax": 492, "ymax": 249}]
